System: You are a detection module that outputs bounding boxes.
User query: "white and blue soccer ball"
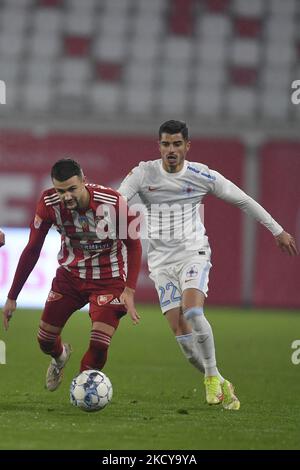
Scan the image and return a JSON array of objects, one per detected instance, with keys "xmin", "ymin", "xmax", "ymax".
[{"xmin": 70, "ymin": 370, "xmax": 113, "ymax": 412}]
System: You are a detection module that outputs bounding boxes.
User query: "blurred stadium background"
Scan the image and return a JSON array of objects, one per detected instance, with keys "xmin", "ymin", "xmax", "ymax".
[{"xmin": 0, "ymin": 0, "xmax": 299, "ymax": 309}]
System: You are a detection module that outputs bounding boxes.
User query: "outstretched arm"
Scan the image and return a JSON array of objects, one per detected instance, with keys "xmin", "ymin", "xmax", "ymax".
[
  {"xmin": 210, "ymin": 170, "xmax": 298, "ymax": 256},
  {"xmin": 2, "ymin": 224, "xmax": 49, "ymax": 330}
]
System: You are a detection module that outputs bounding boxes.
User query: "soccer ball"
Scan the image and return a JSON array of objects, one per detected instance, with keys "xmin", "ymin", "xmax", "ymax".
[{"xmin": 70, "ymin": 370, "xmax": 113, "ymax": 412}]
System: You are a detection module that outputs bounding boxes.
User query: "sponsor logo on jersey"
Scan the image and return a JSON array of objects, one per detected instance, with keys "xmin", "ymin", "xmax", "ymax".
[
  {"xmin": 187, "ymin": 165, "xmax": 200, "ymax": 174},
  {"xmin": 148, "ymin": 186, "xmax": 160, "ymax": 191},
  {"xmin": 82, "ymin": 242, "xmax": 106, "ymax": 251},
  {"xmin": 34, "ymin": 214, "xmax": 43, "ymax": 229},
  {"xmin": 78, "ymin": 215, "xmax": 89, "ymax": 230},
  {"xmin": 110, "ymin": 298, "xmax": 124, "ymax": 305},
  {"xmin": 186, "ymin": 265, "xmax": 199, "ymax": 279},
  {"xmin": 97, "ymin": 294, "xmax": 114, "ymax": 306},
  {"xmin": 200, "ymin": 171, "xmax": 216, "ymax": 181},
  {"xmin": 47, "ymin": 290, "xmax": 63, "ymax": 302}
]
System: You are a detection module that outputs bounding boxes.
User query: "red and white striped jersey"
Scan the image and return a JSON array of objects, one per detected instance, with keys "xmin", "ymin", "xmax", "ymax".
[{"xmin": 35, "ymin": 184, "xmax": 131, "ymax": 281}]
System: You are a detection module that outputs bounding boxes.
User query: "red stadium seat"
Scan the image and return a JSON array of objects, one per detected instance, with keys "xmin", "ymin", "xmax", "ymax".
[
  {"xmin": 64, "ymin": 36, "xmax": 91, "ymax": 57},
  {"xmin": 234, "ymin": 17, "xmax": 262, "ymax": 38},
  {"xmin": 204, "ymin": 0, "xmax": 230, "ymax": 13},
  {"xmin": 96, "ymin": 62, "xmax": 123, "ymax": 82},
  {"xmin": 231, "ymin": 66, "xmax": 258, "ymax": 86},
  {"xmin": 39, "ymin": 0, "xmax": 62, "ymax": 6}
]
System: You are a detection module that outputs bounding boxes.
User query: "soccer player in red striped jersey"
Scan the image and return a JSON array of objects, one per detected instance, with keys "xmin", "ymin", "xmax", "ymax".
[{"xmin": 2, "ymin": 159, "xmax": 142, "ymax": 391}]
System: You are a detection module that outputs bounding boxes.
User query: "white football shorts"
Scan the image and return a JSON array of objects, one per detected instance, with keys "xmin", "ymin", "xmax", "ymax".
[{"xmin": 149, "ymin": 254, "xmax": 212, "ymax": 314}]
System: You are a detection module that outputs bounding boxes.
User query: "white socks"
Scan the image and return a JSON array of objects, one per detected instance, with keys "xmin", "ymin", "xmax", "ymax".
[
  {"xmin": 183, "ymin": 307, "xmax": 224, "ymax": 380},
  {"xmin": 55, "ymin": 344, "xmax": 67, "ymax": 367},
  {"xmin": 176, "ymin": 333, "xmax": 205, "ymax": 374},
  {"xmin": 176, "ymin": 332, "xmax": 224, "ymax": 382}
]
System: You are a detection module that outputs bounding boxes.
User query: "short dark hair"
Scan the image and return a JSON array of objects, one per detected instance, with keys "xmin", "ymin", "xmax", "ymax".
[
  {"xmin": 51, "ymin": 158, "xmax": 83, "ymax": 182},
  {"xmin": 159, "ymin": 120, "xmax": 189, "ymax": 141}
]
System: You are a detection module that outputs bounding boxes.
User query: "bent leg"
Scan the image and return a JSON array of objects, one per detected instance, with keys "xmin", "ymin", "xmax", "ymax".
[
  {"xmin": 80, "ymin": 321, "xmax": 115, "ymax": 372},
  {"xmin": 81, "ymin": 299, "xmax": 126, "ymax": 372},
  {"xmin": 165, "ymin": 307, "xmax": 205, "ymax": 374},
  {"xmin": 183, "ymin": 289, "xmax": 226, "ymax": 382},
  {"xmin": 37, "ymin": 320, "xmax": 63, "ymax": 358},
  {"xmin": 182, "ymin": 288, "xmax": 219, "ymax": 377},
  {"xmin": 38, "ymin": 270, "xmax": 86, "ymax": 391},
  {"xmin": 38, "ymin": 293, "xmax": 85, "ymax": 360},
  {"xmin": 38, "ymin": 268, "xmax": 86, "ymax": 359}
]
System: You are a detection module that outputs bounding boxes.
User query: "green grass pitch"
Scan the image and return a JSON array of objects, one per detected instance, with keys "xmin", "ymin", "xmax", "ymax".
[{"xmin": 0, "ymin": 305, "xmax": 299, "ymax": 450}]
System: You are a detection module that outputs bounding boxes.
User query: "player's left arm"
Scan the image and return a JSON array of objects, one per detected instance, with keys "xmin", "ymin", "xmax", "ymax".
[
  {"xmin": 117, "ymin": 194, "xmax": 142, "ymax": 324},
  {"xmin": 209, "ymin": 170, "xmax": 298, "ymax": 256}
]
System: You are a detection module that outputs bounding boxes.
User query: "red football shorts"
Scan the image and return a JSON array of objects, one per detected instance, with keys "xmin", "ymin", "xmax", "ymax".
[{"xmin": 41, "ymin": 267, "xmax": 127, "ymax": 329}]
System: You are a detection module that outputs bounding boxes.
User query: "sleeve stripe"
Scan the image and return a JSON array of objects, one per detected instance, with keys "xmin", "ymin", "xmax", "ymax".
[
  {"xmin": 94, "ymin": 191, "xmax": 117, "ymax": 201},
  {"xmin": 94, "ymin": 196, "xmax": 117, "ymax": 206},
  {"xmin": 44, "ymin": 194, "xmax": 60, "ymax": 202}
]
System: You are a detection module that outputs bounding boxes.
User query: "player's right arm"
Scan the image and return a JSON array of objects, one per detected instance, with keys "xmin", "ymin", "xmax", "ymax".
[
  {"xmin": 118, "ymin": 165, "xmax": 143, "ymax": 201},
  {"xmin": 2, "ymin": 196, "xmax": 52, "ymax": 330}
]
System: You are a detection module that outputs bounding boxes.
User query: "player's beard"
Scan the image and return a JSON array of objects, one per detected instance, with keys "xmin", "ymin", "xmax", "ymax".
[{"xmin": 64, "ymin": 198, "xmax": 79, "ymax": 210}]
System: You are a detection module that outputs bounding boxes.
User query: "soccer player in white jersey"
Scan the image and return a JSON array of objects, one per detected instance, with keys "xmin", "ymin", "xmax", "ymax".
[{"xmin": 118, "ymin": 120, "xmax": 298, "ymax": 410}]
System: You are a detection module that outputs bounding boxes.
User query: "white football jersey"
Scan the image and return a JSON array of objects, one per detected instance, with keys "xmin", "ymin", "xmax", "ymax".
[{"xmin": 118, "ymin": 159, "xmax": 283, "ymax": 272}]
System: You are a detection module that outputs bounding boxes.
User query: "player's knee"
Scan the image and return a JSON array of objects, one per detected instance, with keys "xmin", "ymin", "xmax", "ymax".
[
  {"xmin": 183, "ymin": 307, "xmax": 203, "ymax": 321},
  {"xmin": 183, "ymin": 307, "xmax": 210, "ymax": 333},
  {"xmin": 37, "ymin": 327, "xmax": 59, "ymax": 354},
  {"xmin": 183, "ymin": 307, "xmax": 204, "ymax": 329}
]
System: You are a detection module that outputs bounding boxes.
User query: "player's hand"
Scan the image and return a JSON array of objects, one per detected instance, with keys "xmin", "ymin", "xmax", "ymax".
[
  {"xmin": 2, "ymin": 298, "xmax": 16, "ymax": 331},
  {"xmin": 120, "ymin": 287, "xmax": 140, "ymax": 325},
  {"xmin": 0, "ymin": 230, "xmax": 5, "ymax": 247},
  {"xmin": 275, "ymin": 231, "xmax": 298, "ymax": 256}
]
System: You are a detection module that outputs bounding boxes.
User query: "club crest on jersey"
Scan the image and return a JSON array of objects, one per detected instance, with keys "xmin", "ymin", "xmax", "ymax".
[
  {"xmin": 78, "ymin": 215, "xmax": 89, "ymax": 230},
  {"xmin": 47, "ymin": 290, "xmax": 63, "ymax": 302},
  {"xmin": 182, "ymin": 184, "xmax": 195, "ymax": 195},
  {"xmin": 186, "ymin": 265, "xmax": 199, "ymax": 279},
  {"xmin": 34, "ymin": 214, "xmax": 42, "ymax": 229},
  {"xmin": 97, "ymin": 294, "xmax": 114, "ymax": 306}
]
